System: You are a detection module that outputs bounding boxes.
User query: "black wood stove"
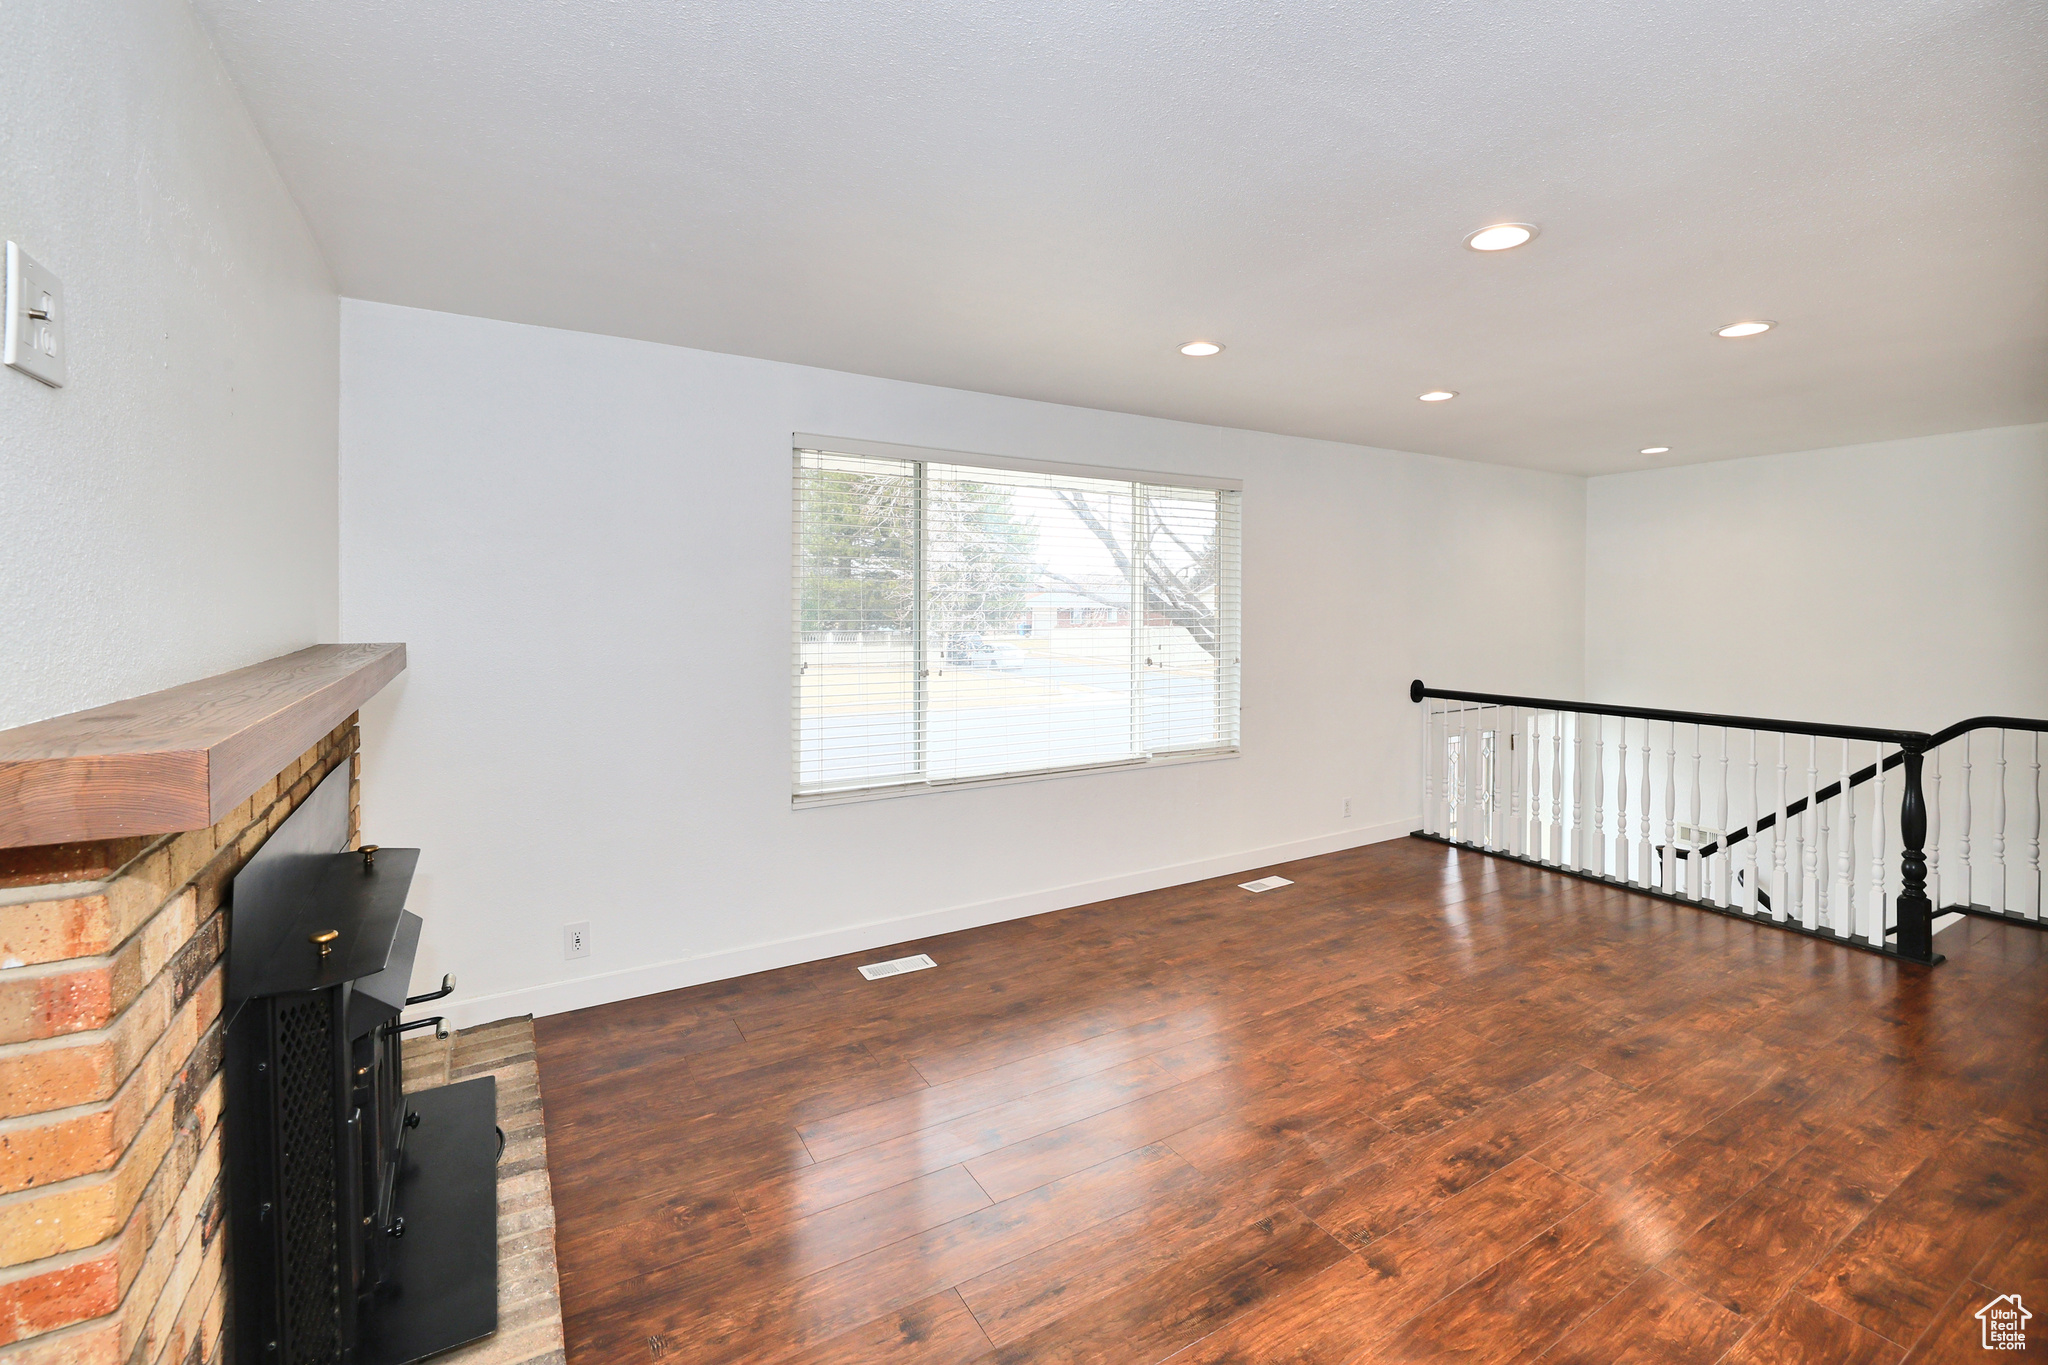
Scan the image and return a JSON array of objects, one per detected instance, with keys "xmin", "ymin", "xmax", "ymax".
[{"xmin": 225, "ymin": 765, "xmax": 499, "ymax": 1365}]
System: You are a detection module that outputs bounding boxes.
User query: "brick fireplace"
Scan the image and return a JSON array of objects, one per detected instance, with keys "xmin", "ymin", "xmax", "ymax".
[
  {"xmin": 1, "ymin": 718, "xmax": 360, "ymax": 1361},
  {"xmin": 0, "ymin": 644, "xmax": 419, "ymax": 1365}
]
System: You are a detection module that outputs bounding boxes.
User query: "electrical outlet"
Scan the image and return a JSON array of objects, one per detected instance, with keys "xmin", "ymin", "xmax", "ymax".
[
  {"xmin": 563, "ymin": 921, "xmax": 590, "ymax": 960},
  {"xmin": 1342, "ymin": 798, "xmax": 1353, "ymax": 820}
]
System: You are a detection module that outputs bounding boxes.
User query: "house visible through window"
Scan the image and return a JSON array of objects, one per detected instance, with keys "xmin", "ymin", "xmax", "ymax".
[{"xmin": 794, "ymin": 438, "xmax": 1241, "ymax": 799}]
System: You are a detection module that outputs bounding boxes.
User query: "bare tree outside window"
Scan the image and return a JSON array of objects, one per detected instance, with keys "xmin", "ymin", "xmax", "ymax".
[
  {"xmin": 1045, "ymin": 487, "xmax": 1227, "ymax": 662},
  {"xmin": 796, "ymin": 448, "xmax": 1239, "ymax": 796}
]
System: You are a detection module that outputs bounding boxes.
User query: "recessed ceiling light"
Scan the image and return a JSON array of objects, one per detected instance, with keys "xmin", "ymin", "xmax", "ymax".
[
  {"xmin": 1464, "ymin": 223, "xmax": 1538, "ymax": 252},
  {"xmin": 1715, "ymin": 321, "xmax": 1773, "ymax": 338},
  {"xmin": 1640, "ymin": 447, "xmax": 1671, "ymax": 455},
  {"xmin": 1419, "ymin": 390, "xmax": 1457, "ymax": 402},
  {"xmin": 1179, "ymin": 341, "xmax": 1222, "ymax": 356}
]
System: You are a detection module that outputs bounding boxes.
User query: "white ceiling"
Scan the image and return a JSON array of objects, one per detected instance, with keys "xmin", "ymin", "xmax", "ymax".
[{"xmin": 192, "ymin": 0, "xmax": 2047, "ymax": 475}]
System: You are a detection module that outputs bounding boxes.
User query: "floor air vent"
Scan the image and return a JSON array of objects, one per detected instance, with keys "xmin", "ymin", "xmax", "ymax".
[{"xmin": 858, "ymin": 953, "xmax": 937, "ymax": 980}]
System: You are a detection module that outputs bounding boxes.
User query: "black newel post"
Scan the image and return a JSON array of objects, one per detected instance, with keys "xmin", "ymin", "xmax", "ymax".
[{"xmin": 1895, "ymin": 745, "xmax": 1936, "ymax": 962}]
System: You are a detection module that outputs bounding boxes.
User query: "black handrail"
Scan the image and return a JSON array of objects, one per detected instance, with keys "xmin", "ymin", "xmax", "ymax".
[
  {"xmin": 1410, "ymin": 680, "xmax": 1927, "ymax": 746},
  {"xmin": 1692, "ymin": 752, "xmax": 1902, "ymax": 858},
  {"xmin": 1693, "ymin": 717, "xmax": 2048, "ymax": 861},
  {"xmin": 1926, "ymin": 715, "xmax": 2048, "ymax": 746},
  {"xmin": 1413, "ymin": 682, "xmax": 2048, "ymax": 751},
  {"xmin": 1413, "ymin": 684, "xmax": 2047, "ymax": 862}
]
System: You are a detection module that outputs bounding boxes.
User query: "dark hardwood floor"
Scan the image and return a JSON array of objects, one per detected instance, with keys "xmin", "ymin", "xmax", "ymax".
[{"xmin": 534, "ymin": 836, "xmax": 2048, "ymax": 1365}]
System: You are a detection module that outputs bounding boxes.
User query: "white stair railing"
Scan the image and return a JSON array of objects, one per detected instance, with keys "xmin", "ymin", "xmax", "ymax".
[
  {"xmin": 1923, "ymin": 723, "xmax": 2044, "ymax": 925},
  {"xmin": 1411, "ymin": 681, "xmax": 2048, "ymax": 963}
]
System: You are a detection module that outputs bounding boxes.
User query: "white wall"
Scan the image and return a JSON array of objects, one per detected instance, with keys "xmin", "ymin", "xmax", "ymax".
[
  {"xmin": 0, "ymin": 0, "xmax": 338, "ymax": 729},
  {"xmin": 339, "ymin": 300, "xmax": 1585, "ymax": 1025},
  {"xmin": 1586, "ymin": 424, "xmax": 2048, "ymax": 731}
]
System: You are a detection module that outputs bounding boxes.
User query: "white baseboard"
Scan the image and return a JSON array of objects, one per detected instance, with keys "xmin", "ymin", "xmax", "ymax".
[{"xmin": 436, "ymin": 818, "xmax": 1413, "ymax": 1029}]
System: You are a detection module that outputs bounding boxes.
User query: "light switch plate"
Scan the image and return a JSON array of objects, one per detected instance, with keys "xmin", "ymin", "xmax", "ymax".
[{"xmin": 5, "ymin": 242, "xmax": 66, "ymax": 387}]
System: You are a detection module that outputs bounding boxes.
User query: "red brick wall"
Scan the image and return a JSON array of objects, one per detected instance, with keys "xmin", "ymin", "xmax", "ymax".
[{"xmin": 0, "ymin": 719, "xmax": 360, "ymax": 1365}]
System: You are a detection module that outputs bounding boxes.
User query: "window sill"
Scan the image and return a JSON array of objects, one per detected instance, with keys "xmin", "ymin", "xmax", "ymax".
[{"xmin": 792, "ymin": 748, "xmax": 1241, "ymax": 809}]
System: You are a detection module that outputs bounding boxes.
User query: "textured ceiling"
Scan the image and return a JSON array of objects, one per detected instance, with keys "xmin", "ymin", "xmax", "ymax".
[{"xmin": 192, "ymin": 0, "xmax": 2047, "ymax": 474}]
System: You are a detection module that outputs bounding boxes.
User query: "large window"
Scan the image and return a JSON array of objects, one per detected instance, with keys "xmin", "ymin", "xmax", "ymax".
[{"xmin": 794, "ymin": 437, "xmax": 1241, "ymax": 800}]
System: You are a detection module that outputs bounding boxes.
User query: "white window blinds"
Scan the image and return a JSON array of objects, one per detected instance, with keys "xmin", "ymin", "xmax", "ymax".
[{"xmin": 794, "ymin": 442, "xmax": 1241, "ymax": 800}]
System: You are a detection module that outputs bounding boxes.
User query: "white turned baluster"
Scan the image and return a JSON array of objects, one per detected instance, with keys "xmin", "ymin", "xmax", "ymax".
[
  {"xmin": 1773, "ymin": 732, "xmax": 1790, "ymax": 922},
  {"xmin": 1524, "ymin": 711, "xmax": 1537, "ymax": 857},
  {"xmin": 1487, "ymin": 708, "xmax": 1499, "ymax": 849},
  {"xmin": 1441, "ymin": 702, "xmax": 1453, "ymax": 839},
  {"xmin": 1507, "ymin": 706, "xmax": 1522, "ymax": 857},
  {"xmin": 1421, "ymin": 699, "xmax": 1435, "ymax": 835},
  {"xmin": 1500, "ymin": 711, "xmax": 1511, "ymax": 852},
  {"xmin": 1494, "ymin": 707, "xmax": 1508, "ymax": 850},
  {"xmin": 1431, "ymin": 702, "xmax": 1443, "ymax": 836},
  {"xmin": 1572, "ymin": 714, "xmax": 1587, "ymax": 871},
  {"xmin": 1450, "ymin": 705, "xmax": 1463, "ymax": 838},
  {"xmin": 1443, "ymin": 705, "xmax": 1455, "ymax": 840},
  {"xmin": 1612, "ymin": 721, "xmax": 1628, "ymax": 879},
  {"xmin": 1870, "ymin": 745, "xmax": 1887, "ymax": 947},
  {"xmin": 1637, "ymin": 724, "xmax": 1653, "ymax": 885},
  {"xmin": 1448, "ymin": 706, "xmax": 1462, "ymax": 842},
  {"xmin": 1622, "ymin": 723, "xmax": 1637, "ymax": 883},
  {"xmin": 1686, "ymin": 724, "xmax": 1703, "ymax": 899},
  {"xmin": 1815, "ymin": 761, "xmax": 1832, "ymax": 932},
  {"xmin": 1837, "ymin": 739, "xmax": 1855, "ymax": 939},
  {"xmin": 2029, "ymin": 731, "xmax": 2042, "ymax": 922},
  {"xmin": 1801, "ymin": 735, "xmax": 1819, "ymax": 930},
  {"xmin": 1436, "ymin": 701, "xmax": 1448, "ymax": 837},
  {"xmin": 1441, "ymin": 716, "xmax": 1458, "ymax": 843},
  {"xmin": 1746, "ymin": 731, "xmax": 1761, "ymax": 914},
  {"xmin": 1462, "ymin": 707, "xmax": 1475, "ymax": 843},
  {"xmin": 1524, "ymin": 712, "xmax": 1539, "ymax": 858},
  {"xmin": 1549, "ymin": 714, "xmax": 1564, "ymax": 865},
  {"xmin": 1435, "ymin": 704, "xmax": 1447, "ymax": 837},
  {"xmin": 1593, "ymin": 716, "xmax": 1607, "ymax": 877},
  {"xmin": 1475, "ymin": 709, "xmax": 1486, "ymax": 846},
  {"xmin": 1615, "ymin": 721, "xmax": 1631, "ymax": 881},
  {"xmin": 1446, "ymin": 706, "xmax": 1458, "ymax": 841},
  {"xmin": 1440, "ymin": 703, "xmax": 1453, "ymax": 837},
  {"xmin": 1474, "ymin": 712, "xmax": 1490, "ymax": 847},
  {"xmin": 1787, "ymin": 736, "xmax": 1803, "ymax": 925},
  {"xmin": 1715, "ymin": 728, "xmax": 1731, "ymax": 907},
  {"xmin": 1994, "ymin": 729, "xmax": 2009, "ymax": 915},
  {"xmin": 1476, "ymin": 708, "xmax": 1489, "ymax": 848},
  {"xmin": 1468, "ymin": 707, "xmax": 1480, "ymax": 843},
  {"xmin": 1788, "ymin": 734, "xmax": 1806, "ymax": 927},
  {"xmin": 1960, "ymin": 734, "xmax": 1974, "ymax": 909},
  {"xmin": 1498, "ymin": 707, "xmax": 1512, "ymax": 851},
  {"xmin": 1929, "ymin": 745, "xmax": 1943, "ymax": 910},
  {"xmin": 1660, "ymin": 724, "xmax": 1676, "ymax": 892},
  {"xmin": 1526, "ymin": 709, "xmax": 1539, "ymax": 859}
]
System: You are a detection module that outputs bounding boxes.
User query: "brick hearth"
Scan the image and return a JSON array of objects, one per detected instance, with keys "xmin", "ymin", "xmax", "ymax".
[{"xmin": 401, "ymin": 1020, "xmax": 566, "ymax": 1365}]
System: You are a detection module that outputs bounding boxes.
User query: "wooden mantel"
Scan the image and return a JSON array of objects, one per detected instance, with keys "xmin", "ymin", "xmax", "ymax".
[{"xmin": 0, "ymin": 643, "xmax": 406, "ymax": 848}]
